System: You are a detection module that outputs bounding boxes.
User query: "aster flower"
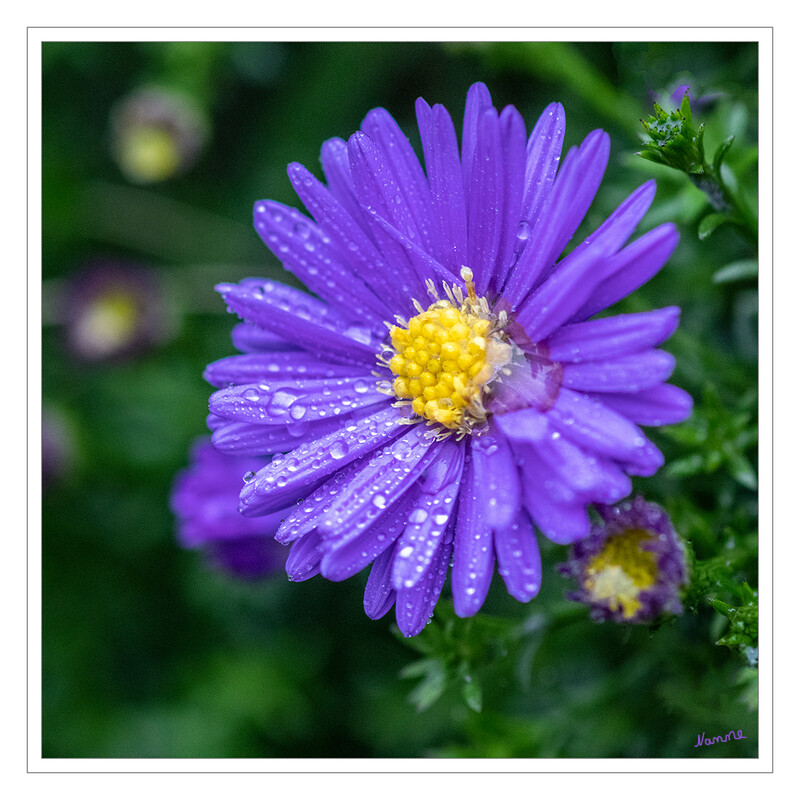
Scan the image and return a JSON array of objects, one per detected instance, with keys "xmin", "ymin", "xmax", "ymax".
[
  {"xmin": 171, "ymin": 439, "xmax": 286, "ymax": 579},
  {"xmin": 560, "ymin": 496, "xmax": 689, "ymax": 623},
  {"xmin": 62, "ymin": 260, "xmax": 173, "ymax": 362},
  {"xmin": 205, "ymin": 82, "xmax": 692, "ymax": 636},
  {"xmin": 110, "ymin": 86, "xmax": 208, "ymax": 184}
]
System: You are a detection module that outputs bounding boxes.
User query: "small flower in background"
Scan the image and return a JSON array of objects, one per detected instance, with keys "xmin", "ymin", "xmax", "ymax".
[
  {"xmin": 171, "ymin": 439, "xmax": 286, "ymax": 580},
  {"xmin": 110, "ymin": 86, "xmax": 208, "ymax": 184},
  {"xmin": 560, "ymin": 496, "xmax": 688, "ymax": 623},
  {"xmin": 195, "ymin": 82, "xmax": 692, "ymax": 636},
  {"xmin": 63, "ymin": 259, "xmax": 174, "ymax": 362}
]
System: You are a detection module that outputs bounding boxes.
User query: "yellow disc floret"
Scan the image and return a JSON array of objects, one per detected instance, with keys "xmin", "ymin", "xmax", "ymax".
[
  {"xmin": 583, "ymin": 529, "xmax": 659, "ymax": 619},
  {"xmin": 386, "ymin": 268, "xmax": 512, "ymax": 435}
]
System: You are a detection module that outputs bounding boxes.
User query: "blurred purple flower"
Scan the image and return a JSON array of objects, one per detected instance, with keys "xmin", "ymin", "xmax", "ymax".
[
  {"xmin": 560, "ymin": 496, "xmax": 688, "ymax": 623},
  {"xmin": 171, "ymin": 439, "xmax": 286, "ymax": 580},
  {"xmin": 63, "ymin": 260, "xmax": 172, "ymax": 362},
  {"xmin": 110, "ymin": 86, "xmax": 208, "ymax": 183},
  {"xmin": 196, "ymin": 82, "xmax": 691, "ymax": 635}
]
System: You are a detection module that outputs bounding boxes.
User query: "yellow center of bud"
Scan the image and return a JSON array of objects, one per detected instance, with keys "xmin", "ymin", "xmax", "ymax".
[
  {"xmin": 583, "ymin": 528, "xmax": 659, "ymax": 619},
  {"xmin": 386, "ymin": 268, "xmax": 511, "ymax": 434}
]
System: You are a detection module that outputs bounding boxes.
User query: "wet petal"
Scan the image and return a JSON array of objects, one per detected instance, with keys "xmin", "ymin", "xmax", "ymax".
[
  {"xmin": 594, "ymin": 384, "xmax": 693, "ymax": 426},
  {"xmin": 239, "ymin": 405, "xmax": 406, "ymax": 515},
  {"xmin": 545, "ymin": 307, "xmax": 680, "ymax": 362},
  {"xmin": 451, "ymin": 456, "xmax": 495, "ymax": 618},
  {"xmin": 203, "ymin": 351, "xmax": 368, "ymax": 388},
  {"xmin": 562, "ymin": 350, "xmax": 676, "ymax": 393},
  {"xmin": 391, "ymin": 440, "xmax": 464, "ymax": 590},
  {"xmin": 494, "ymin": 513, "xmax": 542, "ymax": 602}
]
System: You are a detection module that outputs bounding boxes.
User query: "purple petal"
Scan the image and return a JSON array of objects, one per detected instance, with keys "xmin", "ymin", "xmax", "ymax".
[
  {"xmin": 275, "ymin": 458, "xmax": 369, "ymax": 544},
  {"xmin": 230, "ymin": 322, "xmax": 300, "ymax": 354},
  {"xmin": 503, "ymin": 129, "xmax": 610, "ymax": 307},
  {"xmin": 211, "ymin": 416, "xmax": 345, "ymax": 456},
  {"xmin": 571, "ymin": 223, "xmax": 680, "ymax": 321},
  {"xmin": 317, "ymin": 426, "xmax": 440, "ymax": 545},
  {"xmin": 470, "ymin": 428, "xmax": 521, "ymax": 529},
  {"xmin": 216, "ymin": 279, "xmax": 378, "ymax": 367},
  {"xmin": 505, "ymin": 416, "xmax": 632, "ymax": 504},
  {"xmin": 461, "ymin": 82, "xmax": 494, "ymax": 196},
  {"xmin": 545, "ymin": 307, "xmax": 681, "ymax": 362},
  {"xmin": 493, "ymin": 104, "xmax": 528, "ymax": 291},
  {"xmin": 395, "ymin": 534, "xmax": 453, "ymax": 637},
  {"xmin": 286, "ymin": 161, "xmax": 407, "ymax": 313},
  {"xmin": 320, "ymin": 491, "xmax": 418, "ymax": 582},
  {"xmin": 520, "ymin": 102, "xmax": 565, "ymax": 230},
  {"xmin": 360, "ymin": 107, "xmax": 436, "ymax": 257},
  {"xmin": 391, "ymin": 440, "xmax": 464, "ymax": 590},
  {"xmin": 590, "ymin": 384, "xmax": 693, "ymax": 426},
  {"xmin": 521, "ymin": 475, "xmax": 591, "ymax": 544},
  {"xmin": 514, "ymin": 241, "xmax": 614, "ymax": 342},
  {"xmin": 239, "ymin": 405, "xmax": 407, "ymax": 515},
  {"xmin": 363, "ymin": 542, "xmax": 398, "ymax": 620},
  {"xmin": 203, "ymin": 351, "xmax": 368, "ymax": 388},
  {"xmin": 285, "ymin": 529, "xmax": 322, "ymax": 582},
  {"xmin": 451, "ymin": 456, "xmax": 495, "ymax": 618},
  {"xmin": 562, "ymin": 350, "xmax": 676, "ymax": 393},
  {"xmin": 466, "ymin": 106, "xmax": 503, "ymax": 296},
  {"xmin": 415, "ymin": 98, "xmax": 468, "ymax": 274},
  {"xmin": 253, "ymin": 199, "xmax": 387, "ymax": 324},
  {"xmin": 320, "ymin": 136, "xmax": 368, "ymax": 230},
  {"xmin": 548, "ymin": 388, "xmax": 664, "ymax": 475},
  {"xmin": 209, "ymin": 378, "xmax": 387, "ymax": 425},
  {"xmin": 494, "ymin": 513, "xmax": 542, "ymax": 602},
  {"xmin": 347, "ymin": 131, "xmax": 429, "ymax": 301}
]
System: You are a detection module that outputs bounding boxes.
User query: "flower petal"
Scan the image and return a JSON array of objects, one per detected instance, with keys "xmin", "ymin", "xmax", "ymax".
[
  {"xmin": 470, "ymin": 429, "xmax": 521, "ymax": 529},
  {"xmin": 395, "ymin": 533, "xmax": 454, "ymax": 637},
  {"xmin": 571, "ymin": 222, "xmax": 680, "ymax": 321},
  {"xmin": 286, "ymin": 161, "xmax": 407, "ymax": 313},
  {"xmin": 545, "ymin": 307, "xmax": 681, "ymax": 362},
  {"xmin": 547, "ymin": 388, "xmax": 664, "ymax": 475},
  {"xmin": 451, "ymin": 456, "xmax": 495, "ymax": 618},
  {"xmin": 415, "ymin": 98, "xmax": 468, "ymax": 274},
  {"xmin": 320, "ymin": 491, "xmax": 418, "ymax": 582},
  {"xmin": 217, "ymin": 279, "xmax": 378, "ymax": 366},
  {"xmin": 589, "ymin": 384, "xmax": 693, "ymax": 426},
  {"xmin": 317, "ymin": 426, "xmax": 440, "ymax": 544},
  {"xmin": 503, "ymin": 129, "xmax": 610, "ymax": 307},
  {"xmin": 363, "ymin": 542, "xmax": 398, "ymax": 620},
  {"xmin": 211, "ymin": 416, "xmax": 345, "ymax": 456},
  {"xmin": 562, "ymin": 350, "xmax": 676, "ymax": 393},
  {"xmin": 209, "ymin": 377, "xmax": 387, "ymax": 425},
  {"xmin": 253, "ymin": 199, "xmax": 387, "ymax": 324},
  {"xmin": 285, "ymin": 529, "xmax": 322, "ymax": 582},
  {"xmin": 203, "ymin": 351, "xmax": 368, "ymax": 388},
  {"xmin": 239, "ymin": 405, "xmax": 406, "ymax": 515},
  {"xmin": 391, "ymin": 440, "xmax": 464, "ymax": 590},
  {"xmin": 494, "ymin": 513, "xmax": 542, "ymax": 602}
]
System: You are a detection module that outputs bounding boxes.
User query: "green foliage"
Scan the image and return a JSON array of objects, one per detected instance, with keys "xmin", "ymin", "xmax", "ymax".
[{"xmin": 41, "ymin": 40, "xmax": 759, "ymax": 759}]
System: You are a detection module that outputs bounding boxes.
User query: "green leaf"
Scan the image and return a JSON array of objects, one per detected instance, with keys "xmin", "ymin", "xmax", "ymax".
[
  {"xmin": 727, "ymin": 452, "xmax": 758, "ymax": 490},
  {"xmin": 713, "ymin": 135, "xmax": 736, "ymax": 174},
  {"xmin": 698, "ymin": 212, "xmax": 731, "ymax": 240},
  {"xmin": 712, "ymin": 259, "xmax": 758, "ymax": 283},
  {"xmin": 461, "ymin": 677, "xmax": 483, "ymax": 713}
]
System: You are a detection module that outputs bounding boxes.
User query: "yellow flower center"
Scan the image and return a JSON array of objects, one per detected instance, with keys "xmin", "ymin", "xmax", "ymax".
[
  {"xmin": 583, "ymin": 528, "xmax": 659, "ymax": 619},
  {"xmin": 386, "ymin": 268, "xmax": 512, "ymax": 435}
]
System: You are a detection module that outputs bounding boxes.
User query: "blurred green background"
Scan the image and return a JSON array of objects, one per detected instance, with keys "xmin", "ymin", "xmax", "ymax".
[{"xmin": 41, "ymin": 40, "xmax": 759, "ymax": 758}]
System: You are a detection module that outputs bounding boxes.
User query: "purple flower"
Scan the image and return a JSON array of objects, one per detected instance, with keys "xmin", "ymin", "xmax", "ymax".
[
  {"xmin": 560, "ymin": 496, "xmax": 689, "ymax": 623},
  {"xmin": 111, "ymin": 86, "xmax": 208, "ymax": 184},
  {"xmin": 171, "ymin": 439, "xmax": 286, "ymax": 579},
  {"xmin": 205, "ymin": 82, "xmax": 692, "ymax": 635},
  {"xmin": 62, "ymin": 260, "xmax": 173, "ymax": 362}
]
